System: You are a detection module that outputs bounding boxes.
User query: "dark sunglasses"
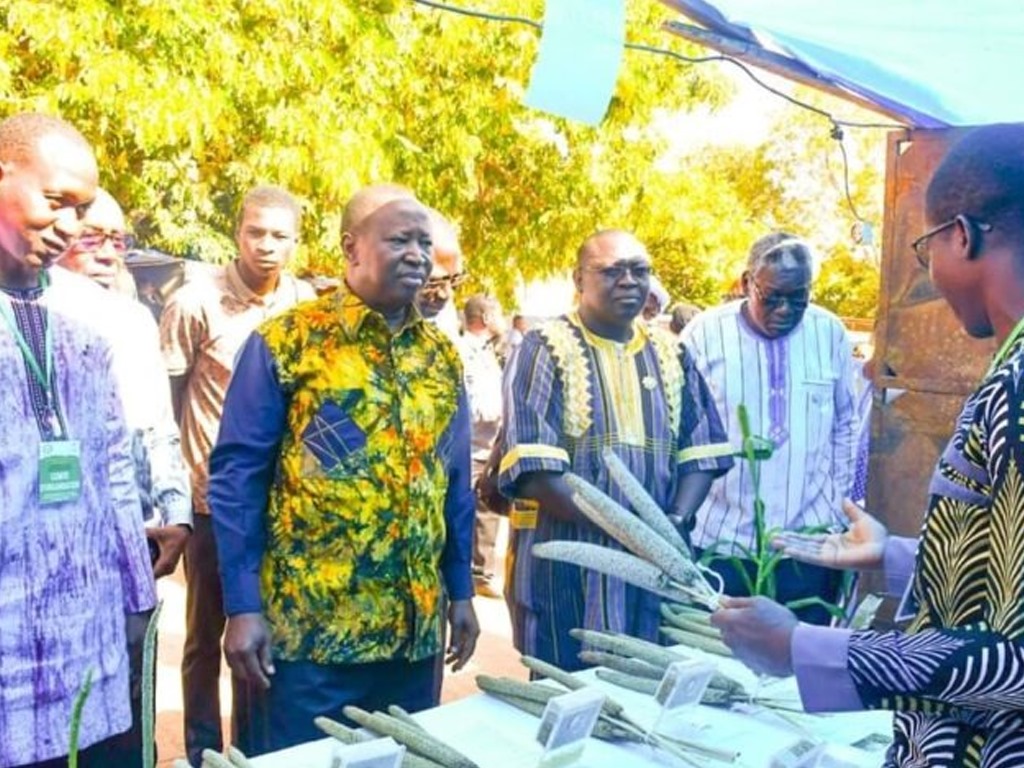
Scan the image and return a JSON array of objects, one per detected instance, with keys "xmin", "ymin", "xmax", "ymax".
[
  {"xmin": 74, "ymin": 231, "xmax": 136, "ymax": 254},
  {"xmin": 750, "ymin": 280, "xmax": 810, "ymax": 310}
]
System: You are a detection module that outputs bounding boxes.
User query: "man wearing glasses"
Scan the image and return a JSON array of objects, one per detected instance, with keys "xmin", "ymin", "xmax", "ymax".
[
  {"xmin": 682, "ymin": 233, "xmax": 857, "ymax": 623},
  {"xmin": 58, "ymin": 189, "xmax": 138, "ymax": 294},
  {"xmin": 498, "ymin": 229, "xmax": 733, "ymax": 669},
  {"xmin": 60, "ymin": 188, "xmax": 192, "ymax": 572},
  {"xmin": 415, "ymin": 209, "xmax": 466, "ymax": 340},
  {"xmin": 59, "ymin": 188, "xmax": 191, "ymax": 765},
  {"xmin": 712, "ymin": 121, "xmax": 1024, "ymax": 768}
]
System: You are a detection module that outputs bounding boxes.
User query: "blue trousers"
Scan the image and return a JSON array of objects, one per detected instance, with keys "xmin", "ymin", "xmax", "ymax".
[{"xmin": 236, "ymin": 655, "xmax": 438, "ymax": 756}]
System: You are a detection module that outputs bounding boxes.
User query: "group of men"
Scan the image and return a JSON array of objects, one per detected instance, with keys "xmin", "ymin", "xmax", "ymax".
[
  {"xmin": 0, "ymin": 114, "xmax": 483, "ymax": 767},
  {"xmin": 3, "ymin": 107, "xmax": 1024, "ymax": 768}
]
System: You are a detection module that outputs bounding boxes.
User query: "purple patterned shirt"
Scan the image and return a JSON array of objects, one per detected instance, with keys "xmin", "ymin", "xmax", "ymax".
[{"xmin": 0, "ymin": 269, "xmax": 156, "ymax": 766}]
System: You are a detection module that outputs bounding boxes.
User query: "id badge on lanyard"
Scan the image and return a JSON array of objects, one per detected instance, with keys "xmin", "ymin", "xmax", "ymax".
[
  {"xmin": 0, "ymin": 272, "xmax": 81, "ymax": 504},
  {"xmin": 39, "ymin": 439, "xmax": 82, "ymax": 504}
]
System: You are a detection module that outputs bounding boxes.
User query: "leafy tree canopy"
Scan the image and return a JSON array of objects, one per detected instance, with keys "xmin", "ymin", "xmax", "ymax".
[{"xmin": 1, "ymin": 0, "xmax": 884, "ymax": 317}]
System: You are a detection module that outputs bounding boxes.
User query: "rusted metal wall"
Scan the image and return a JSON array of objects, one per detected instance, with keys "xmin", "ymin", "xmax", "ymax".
[{"xmin": 868, "ymin": 128, "xmax": 997, "ymax": 538}]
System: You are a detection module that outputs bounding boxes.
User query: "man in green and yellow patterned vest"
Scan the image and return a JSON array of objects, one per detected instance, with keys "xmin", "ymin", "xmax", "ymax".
[{"xmin": 207, "ymin": 184, "xmax": 479, "ymax": 756}]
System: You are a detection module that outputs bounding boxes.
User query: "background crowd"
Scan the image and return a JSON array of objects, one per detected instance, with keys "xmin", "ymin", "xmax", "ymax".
[{"xmin": 3, "ymin": 109, "xmax": 1024, "ymax": 768}]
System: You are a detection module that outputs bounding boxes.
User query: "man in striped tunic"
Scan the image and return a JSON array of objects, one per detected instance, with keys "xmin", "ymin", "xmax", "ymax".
[
  {"xmin": 498, "ymin": 229, "xmax": 733, "ymax": 670},
  {"xmin": 682, "ymin": 234, "xmax": 857, "ymax": 622}
]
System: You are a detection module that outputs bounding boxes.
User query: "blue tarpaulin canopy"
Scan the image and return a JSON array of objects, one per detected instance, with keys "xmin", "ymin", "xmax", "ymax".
[{"xmin": 660, "ymin": 0, "xmax": 1024, "ymax": 127}]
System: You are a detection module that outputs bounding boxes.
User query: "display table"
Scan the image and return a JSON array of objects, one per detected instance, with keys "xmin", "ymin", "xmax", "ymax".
[{"xmin": 247, "ymin": 648, "xmax": 892, "ymax": 767}]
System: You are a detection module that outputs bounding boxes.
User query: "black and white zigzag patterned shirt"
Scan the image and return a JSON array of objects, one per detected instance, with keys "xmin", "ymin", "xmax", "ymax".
[{"xmin": 794, "ymin": 335, "xmax": 1024, "ymax": 767}]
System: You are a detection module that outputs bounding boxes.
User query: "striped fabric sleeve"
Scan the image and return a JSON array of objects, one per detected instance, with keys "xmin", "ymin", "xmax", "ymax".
[
  {"xmin": 676, "ymin": 345, "xmax": 734, "ymax": 475},
  {"xmin": 847, "ymin": 365, "xmax": 1024, "ymax": 716},
  {"xmin": 829, "ymin": 321, "xmax": 858, "ymax": 500},
  {"xmin": 498, "ymin": 332, "xmax": 570, "ymax": 496}
]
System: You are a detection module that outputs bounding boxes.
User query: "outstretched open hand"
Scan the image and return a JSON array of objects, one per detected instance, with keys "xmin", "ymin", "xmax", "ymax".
[{"xmin": 771, "ymin": 498, "xmax": 888, "ymax": 572}]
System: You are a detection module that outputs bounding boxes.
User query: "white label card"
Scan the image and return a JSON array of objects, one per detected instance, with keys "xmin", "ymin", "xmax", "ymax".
[
  {"xmin": 332, "ymin": 737, "xmax": 405, "ymax": 768},
  {"xmin": 769, "ymin": 738, "xmax": 825, "ymax": 768},
  {"xmin": 536, "ymin": 687, "xmax": 606, "ymax": 753},
  {"xmin": 655, "ymin": 659, "xmax": 716, "ymax": 711}
]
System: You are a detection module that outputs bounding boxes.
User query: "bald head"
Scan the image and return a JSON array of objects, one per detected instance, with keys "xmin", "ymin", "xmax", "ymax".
[
  {"xmin": 575, "ymin": 229, "xmax": 648, "ymax": 268},
  {"xmin": 85, "ymin": 188, "xmax": 127, "ymax": 232},
  {"xmin": 61, "ymin": 187, "xmax": 132, "ymax": 291},
  {"xmin": 341, "ymin": 185, "xmax": 433, "ymax": 324},
  {"xmin": 415, "ymin": 209, "xmax": 464, "ymax": 320},
  {"xmin": 0, "ymin": 113, "xmax": 92, "ymax": 165},
  {"xmin": 341, "ymin": 183, "xmax": 417, "ymax": 235},
  {"xmin": 427, "ymin": 209, "xmax": 462, "ymax": 276},
  {"xmin": 573, "ymin": 229, "xmax": 652, "ymax": 339}
]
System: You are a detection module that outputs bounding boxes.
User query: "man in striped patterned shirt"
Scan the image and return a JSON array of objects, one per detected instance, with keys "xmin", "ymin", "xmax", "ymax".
[
  {"xmin": 711, "ymin": 118, "xmax": 1024, "ymax": 768},
  {"xmin": 498, "ymin": 229, "xmax": 733, "ymax": 669},
  {"xmin": 682, "ymin": 234, "xmax": 857, "ymax": 622}
]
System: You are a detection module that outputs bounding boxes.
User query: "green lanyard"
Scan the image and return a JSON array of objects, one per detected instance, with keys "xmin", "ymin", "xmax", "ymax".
[
  {"xmin": 986, "ymin": 313, "xmax": 1024, "ymax": 379},
  {"xmin": 0, "ymin": 271, "xmax": 58, "ymax": 433}
]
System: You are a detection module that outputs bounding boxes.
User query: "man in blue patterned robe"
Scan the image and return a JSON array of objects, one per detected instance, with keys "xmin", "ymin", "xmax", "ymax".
[{"xmin": 498, "ymin": 229, "xmax": 733, "ymax": 670}]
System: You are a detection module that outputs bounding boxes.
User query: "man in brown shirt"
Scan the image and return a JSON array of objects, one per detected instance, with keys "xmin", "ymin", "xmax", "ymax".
[{"xmin": 159, "ymin": 185, "xmax": 314, "ymax": 766}]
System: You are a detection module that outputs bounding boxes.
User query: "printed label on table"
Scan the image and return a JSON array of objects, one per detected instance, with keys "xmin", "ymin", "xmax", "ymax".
[
  {"xmin": 536, "ymin": 687, "xmax": 606, "ymax": 766},
  {"xmin": 332, "ymin": 736, "xmax": 405, "ymax": 768},
  {"xmin": 655, "ymin": 659, "xmax": 716, "ymax": 711}
]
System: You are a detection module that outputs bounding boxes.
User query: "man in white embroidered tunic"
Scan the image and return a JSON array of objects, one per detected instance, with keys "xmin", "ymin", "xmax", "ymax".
[
  {"xmin": 682, "ymin": 233, "xmax": 857, "ymax": 623},
  {"xmin": 498, "ymin": 229, "xmax": 733, "ymax": 669}
]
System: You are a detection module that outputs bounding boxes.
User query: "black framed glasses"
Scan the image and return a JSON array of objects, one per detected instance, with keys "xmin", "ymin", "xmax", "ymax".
[
  {"xmin": 750, "ymin": 280, "xmax": 810, "ymax": 310},
  {"xmin": 912, "ymin": 215, "xmax": 992, "ymax": 269},
  {"xmin": 583, "ymin": 261, "xmax": 652, "ymax": 282},
  {"xmin": 421, "ymin": 271, "xmax": 468, "ymax": 296},
  {"xmin": 74, "ymin": 230, "xmax": 136, "ymax": 254}
]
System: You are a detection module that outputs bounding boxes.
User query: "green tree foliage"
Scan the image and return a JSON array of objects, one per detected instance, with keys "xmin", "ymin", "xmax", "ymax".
[
  {"xmin": 1, "ymin": 0, "xmax": 884, "ymax": 317},
  {"xmin": 814, "ymin": 245, "xmax": 881, "ymax": 320}
]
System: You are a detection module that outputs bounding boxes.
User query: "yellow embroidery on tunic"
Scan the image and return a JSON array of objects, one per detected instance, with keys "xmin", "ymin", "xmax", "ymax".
[
  {"xmin": 590, "ymin": 342, "xmax": 646, "ymax": 446},
  {"xmin": 648, "ymin": 327, "xmax": 685, "ymax": 442},
  {"xmin": 537, "ymin": 317, "xmax": 592, "ymax": 438}
]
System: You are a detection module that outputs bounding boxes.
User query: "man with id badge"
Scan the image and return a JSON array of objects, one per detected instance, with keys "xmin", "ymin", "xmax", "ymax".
[{"xmin": 0, "ymin": 114, "xmax": 156, "ymax": 767}]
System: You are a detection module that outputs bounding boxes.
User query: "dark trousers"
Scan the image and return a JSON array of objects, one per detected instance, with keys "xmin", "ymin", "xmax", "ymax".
[
  {"xmin": 471, "ymin": 455, "xmax": 501, "ymax": 579},
  {"xmin": 696, "ymin": 548, "xmax": 843, "ymax": 626},
  {"xmin": 182, "ymin": 514, "xmax": 233, "ymax": 766},
  {"xmin": 431, "ymin": 594, "xmax": 448, "ymax": 705},
  {"xmin": 237, "ymin": 656, "xmax": 438, "ymax": 756},
  {"xmin": 472, "ymin": 509, "xmax": 501, "ymax": 578},
  {"xmin": 16, "ymin": 733, "xmax": 128, "ymax": 768}
]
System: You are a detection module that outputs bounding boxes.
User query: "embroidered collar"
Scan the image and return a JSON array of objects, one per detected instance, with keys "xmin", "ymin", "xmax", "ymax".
[{"xmin": 570, "ymin": 311, "xmax": 648, "ymax": 356}]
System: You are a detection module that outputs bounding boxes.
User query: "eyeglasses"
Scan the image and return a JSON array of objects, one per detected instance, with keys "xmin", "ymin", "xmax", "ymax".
[
  {"xmin": 421, "ymin": 271, "xmax": 468, "ymax": 296},
  {"xmin": 583, "ymin": 261, "xmax": 652, "ymax": 282},
  {"xmin": 911, "ymin": 215, "xmax": 992, "ymax": 269},
  {"xmin": 74, "ymin": 230, "xmax": 136, "ymax": 254},
  {"xmin": 750, "ymin": 280, "xmax": 810, "ymax": 310}
]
